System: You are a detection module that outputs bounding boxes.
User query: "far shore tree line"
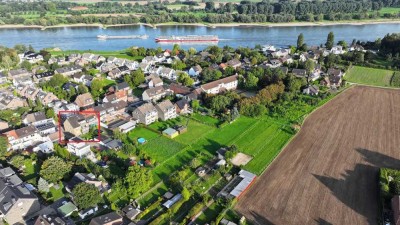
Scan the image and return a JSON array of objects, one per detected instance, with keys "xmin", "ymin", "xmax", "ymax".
[{"xmin": 1, "ymin": 0, "xmax": 400, "ymax": 26}]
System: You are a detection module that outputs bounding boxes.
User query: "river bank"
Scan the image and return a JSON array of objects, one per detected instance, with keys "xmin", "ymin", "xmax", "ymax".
[{"xmin": 0, "ymin": 19, "xmax": 399, "ymax": 30}]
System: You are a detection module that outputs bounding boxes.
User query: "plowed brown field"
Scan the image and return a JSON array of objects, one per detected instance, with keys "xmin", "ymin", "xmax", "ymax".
[{"xmin": 236, "ymin": 86, "xmax": 400, "ymax": 225}]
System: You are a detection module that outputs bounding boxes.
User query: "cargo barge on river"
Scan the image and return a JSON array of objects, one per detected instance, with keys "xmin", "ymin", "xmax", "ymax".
[
  {"xmin": 97, "ymin": 34, "xmax": 148, "ymax": 40},
  {"xmin": 155, "ymin": 35, "xmax": 219, "ymax": 42}
]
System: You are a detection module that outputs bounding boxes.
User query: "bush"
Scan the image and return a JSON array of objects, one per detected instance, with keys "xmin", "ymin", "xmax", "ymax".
[{"xmin": 391, "ymin": 72, "xmax": 400, "ymax": 87}]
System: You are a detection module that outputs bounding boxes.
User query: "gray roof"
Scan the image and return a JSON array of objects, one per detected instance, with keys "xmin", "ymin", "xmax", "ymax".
[
  {"xmin": 229, "ymin": 170, "xmax": 256, "ymax": 197},
  {"xmin": 143, "ymin": 86, "xmax": 165, "ymax": 98},
  {"xmin": 0, "ymin": 168, "xmax": 38, "ymax": 215},
  {"xmin": 89, "ymin": 212, "xmax": 122, "ymax": 225},
  {"xmin": 155, "ymin": 100, "xmax": 174, "ymax": 112},
  {"xmin": 24, "ymin": 112, "xmax": 46, "ymax": 123},
  {"xmin": 15, "ymin": 126, "xmax": 39, "ymax": 139}
]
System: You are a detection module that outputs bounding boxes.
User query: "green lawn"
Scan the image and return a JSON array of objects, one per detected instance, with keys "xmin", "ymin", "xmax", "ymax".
[
  {"xmin": 128, "ymin": 127, "xmax": 160, "ymax": 142},
  {"xmin": 175, "ymin": 119, "xmax": 215, "ymax": 145},
  {"xmin": 140, "ymin": 136, "xmax": 186, "ymax": 164},
  {"xmin": 378, "ymin": 7, "xmax": 400, "ymax": 14},
  {"xmin": 346, "ymin": 66, "xmax": 394, "ymax": 87},
  {"xmin": 49, "ymin": 183, "xmax": 65, "ymax": 201},
  {"xmin": 191, "ymin": 113, "xmax": 222, "ymax": 127},
  {"xmin": 195, "ymin": 202, "xmax": 224, "ymax": 225},
  {"xmin": 138, "ymin": 182, "xmax": 169, "ymax": 206},
  {"xmin": 48, "ymin": 49, "xmax": 144, "ymax": 61}
]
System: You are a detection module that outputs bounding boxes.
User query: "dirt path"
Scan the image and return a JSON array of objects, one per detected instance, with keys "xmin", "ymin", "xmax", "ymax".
[{"xmin": 235, "ymin": 85, "xmax": 400, "ymax": 225}]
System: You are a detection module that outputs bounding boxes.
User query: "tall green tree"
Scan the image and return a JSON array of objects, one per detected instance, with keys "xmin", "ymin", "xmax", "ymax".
[
  {"xmin": 72, "ymin": 182, "xmax": 101, "ymax": 209},
  {"xmin": 40, "ymin": 156, "xmax": 72, "ymax": 183},
  {"xmin": 125, "ymin": 166, "xmax": 153, "ymax": 198},
  {"xmin": 0, "ymin": 136, "xmax": 8, "ymax": 158},
  {"xmin": 125, "ymin": 69, "xmax": 145, "ymax": 88},
  {"xmin": 297, "ymin": 33, "xmax": 304, "ymax": 50},
  {"xmin": 304, "ymin": 59, "xmax": 315, "ymax": 74},
  {"xmin": 326, "ymin": 32, "xmax": 335, "ymax": 50}
]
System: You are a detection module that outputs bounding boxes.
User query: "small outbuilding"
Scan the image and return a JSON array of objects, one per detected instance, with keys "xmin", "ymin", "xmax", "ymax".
[
  {"xmin": 174, "ymin": 125, "xmax": 187, "ymax": 134},
  {"xmin": 162, "ymin": 128, "xmax": 179, "ymax": 139}
]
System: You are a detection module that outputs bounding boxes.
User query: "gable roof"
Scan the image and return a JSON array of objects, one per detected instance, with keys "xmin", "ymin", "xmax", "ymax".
[
  {"xmin": 75, "ymin": 93, "xmax": 94, "ymax": 107},
  {"xmin": 155, "ymin": 100, "xmax": 174, "ymax": 112},
  {"xmin": 143, "ymin": 86, "xmax": 166, "ymax": 98},
  {"xmin": 201, "ymin": 74, "xmax": 238, "ymax": 91},
  {"xmin": 89, "ymin": 212, "xmax": 122, "ymax": 225},
  {"xmin": 24, "ymin": 112, "xmax": 47, "ymax": 123}
]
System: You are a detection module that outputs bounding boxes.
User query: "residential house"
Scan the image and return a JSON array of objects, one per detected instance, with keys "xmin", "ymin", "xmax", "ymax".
[
  {"xmin": 155, "ymin": 100, "xmax": 177, "ymax": 121},
  {"xmin": 13, "ymin": 75, "xmax": 33, "ymax": 86},
  {"xmin": 67, "ymin": 137, "xmax": 93, "ymax": 158},
  {"xmin": 0, "ymin": 167, "xmax": 40, "ymax": 224},
  {"xmin": 268, "ymin": 59, "xmax": 282, "ymax": 68},
  {"xmin": 142, "ymin": 86, "xmax": 169, "ymax": 102},
  {"xmin": 158, "ymin": 67, "xmax": 177, "ymax": 80},
  {"xmin": 272, "ymin": 49, "xmax": 290, "ymax": 58},
  {"xmin": 108, "ymin": 68, "xmax": 122, "ymax": 79},
  {"xmin": 0, "ymin": 93, "xmax": 27, "ymax": 110},
  {"xmin": 330, "ymin": 45, "xmax": 346, "ymax": 55},
  {"xmin": 32, "ymin": 137, "xmax": 54, "ymax": 154},
  {"xmin": 79, "ymin": 206, "xmax": 98, "ymax": 220},
  {"xmin": 64, "ymin": 114, "xmax": 97, "ymax": 136},
  {"xmin": 68, "ymin": 53, "xmax": 82, "ymax": 62},
  {"xmin": 58, "ymin": 202, "xmax": 78, "ymax": 217},
  {"xmin": 148, "ymin": 76, "xmax": 163, "ymax": 88},
  {"xmin": 8, "ymin": 68, "xmax": 31, "ymax": 78},
  {"xmin": 73, "ymin": 74, "xmax": 93, "ymax": 86},
  {"xmin": 200, "ymin": 74, "xmax": 239, "ymax": 94},
  {"xmin": 106, "ymin": 119, "xmax": 136, "ymax": 134},
  {"xmin": 75, "ymin": 93, "xmax": 95, "ymax": 110},
  {"xmin": 125, "ymin": 60, "xmax": 139, "ymax": 70},
  {"xmin": 22, "ymin": 112, "xmax": 52, "ymax": 126},
  {"xmin": 55, "ymin": 65, "xmax": 82, "ymax": 76},
  {"xmin": 175, "ymin": 99, "xmax": 190, "ymax": 115},
  {"xmin": 139, "ymin": 62, "xmax": 151, "ymax": 73},
  {"xmin": 122, "ymin": 204, "xmax": 141, "ymax": 221},
  {"xmin": 62, "ymin": 82, "xmax": 79, "ymax": 92},
  {"xmin": 132, "ymin": 103, "xmax": 158, "ymax": 125},
  {"xmin": 34, "ymin": 214, "xmax": 69, "ymax": 225},
  {"xmin": 94, "ymin": 101, "xmax": 127, "ymax": 123},
  {"xmin": 226, "ymin": 59, "xmax": 242, "ymax": 69},
  {"xmin": 327, "ymin": 68, "xmax": 344, "ymax": 77},
  {"xmin": 36, "ymin": 91, "xmax": 58, "ymax": 106},
  {"xmin": 142, "ymin": 56, "xmax": 157, "ymax": 64},
  {"xmin": 302, "ymin": 85, "xmax": 319, "ymax": 95},
  {"xmin": 292, "ymin": 68, "xmax": 307, "ymax": 78},
  {"xmin": 33, "ymin": 71, "xmax": 54, "ymax": 82},
  {"xmin": 188, "ymin": 65, "xmax": 202, "ymax": 77},
  {"xmin": 20, "ymin": 52, "xmax": 43, "ymax": 63},
  {"xmin": 321, "ymin": 74, "xmax": 342, "ymax": 89},
  {"xmin": 89, "ymin": 212, "xmax": 123, "ymax": 225},
  {"xmin": 6, "ymin": 126, "xmax": 42, "ymax": 150},
  {"xmin": 169, "ymin": 83, "xmax": 191, "ymax": 96},
  {"xmin": 65, "ymin": 172, "xmax": 109, "ymax": 194},
  {"xmin": 99, "ymin": 62, "xmax": 117, "ymax": 73}
]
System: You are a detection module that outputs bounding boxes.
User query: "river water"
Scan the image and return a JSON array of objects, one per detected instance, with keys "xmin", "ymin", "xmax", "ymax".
[{"xmin": 0, "ymin": 23, "xmax": 400, "ymax": 51}]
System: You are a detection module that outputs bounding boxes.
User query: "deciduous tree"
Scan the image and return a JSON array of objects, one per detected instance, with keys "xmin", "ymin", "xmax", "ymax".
[
  {"xmin": 40, "ymin": 156, "xmax": 72, "ymax": 183},
  {"xmin": 72, "ymin": 182, "xmax": 101, "ymax": 209}
]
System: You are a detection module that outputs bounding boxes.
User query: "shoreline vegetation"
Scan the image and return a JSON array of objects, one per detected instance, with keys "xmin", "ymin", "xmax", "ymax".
[{"xmin": 0, "ymin": 19, "xmax": 399, "ymax": 30}]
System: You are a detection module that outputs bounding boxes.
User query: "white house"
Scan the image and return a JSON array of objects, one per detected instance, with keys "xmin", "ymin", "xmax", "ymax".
[
  {"xmin": 188, "ymin": 65, "xmax": 202, "ymax": 77},
  {"xmin": 5, "ymin": 126, "xmax": 43, "ymax": 151},
  {"xmin": 67, "ymin": 138, "xmax": 93, "ymax": 159},
  {"xmin": 200, "ymin": 74, "xmax": 239, "ymax": 94}
]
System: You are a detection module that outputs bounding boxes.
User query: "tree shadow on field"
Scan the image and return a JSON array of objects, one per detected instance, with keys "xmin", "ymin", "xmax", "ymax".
[
  {"xmin": 313, "ymin": 148, "xmax": 400, "ymax": 225},
  {"xmin": 248, "ymin": 210, "xmax": 276, "ymax": 225},
  {"xmin": 314, "ymin": 218, "xmax": 333, "ymax": 225}
]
